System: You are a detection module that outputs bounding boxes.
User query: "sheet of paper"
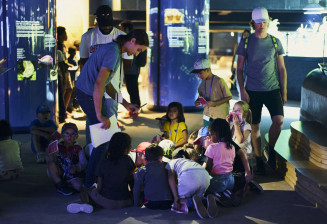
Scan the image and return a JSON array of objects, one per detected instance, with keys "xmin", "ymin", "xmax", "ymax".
[{"xmin": 89, "ymin": 115, "xmax": 121, "ymax": 148}]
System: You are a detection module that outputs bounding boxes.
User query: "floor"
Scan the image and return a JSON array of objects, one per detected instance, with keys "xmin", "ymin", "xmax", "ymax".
[{"xmin": 1, "ymin": 88, "xmax": 327, "ymax": 224}]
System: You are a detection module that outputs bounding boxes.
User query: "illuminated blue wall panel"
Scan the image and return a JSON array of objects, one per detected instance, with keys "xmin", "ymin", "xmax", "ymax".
[
  {"xmin": 147, "ymin": 0, "xmax": 210, "ymax": 110},
  {"xmin": 0, "ymin": 0, "xmax": 56, "ymax": 131}
]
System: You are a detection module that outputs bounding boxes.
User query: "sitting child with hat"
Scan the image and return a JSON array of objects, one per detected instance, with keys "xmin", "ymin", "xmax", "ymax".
[
  {"xmin": 46, "ymin": 122, "xmax": 87, "ymax": 196},
  {"xmin": 29, "ymin": 105, "xmax": 57, "ymax": 163}
]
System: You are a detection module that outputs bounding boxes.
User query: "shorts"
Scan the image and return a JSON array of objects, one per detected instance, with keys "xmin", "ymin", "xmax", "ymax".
[
  {"xmin": 178, "ymin": 168, "xmax": 211, "ymax": 198},
  {"xmin": 247, "ymin": 89, "xmax": 284, "ymax": 124}
]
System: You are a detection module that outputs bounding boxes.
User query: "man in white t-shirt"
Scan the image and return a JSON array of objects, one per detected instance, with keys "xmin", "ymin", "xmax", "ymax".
[{"xmin": 79, "ymin": 5, "xmax": 132, "ymax": 144}]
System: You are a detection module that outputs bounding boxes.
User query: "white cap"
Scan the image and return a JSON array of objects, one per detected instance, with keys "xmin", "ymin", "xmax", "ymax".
[
  {"xmin": 252, "ymin": 7, "xmax": 269, "ymax": 23},
  {"xmin": 190, "ymin": 58, "xmax": 211, "ymax": 74}
]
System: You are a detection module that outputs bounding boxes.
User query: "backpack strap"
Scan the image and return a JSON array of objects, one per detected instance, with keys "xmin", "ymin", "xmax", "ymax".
[
  {"xmin": 270, "ymin": 35, "xmax": 279, "ymax": 76},
  {"xmin": 244, "ymin": 37, "xmax": 249, "ymax": 75}
]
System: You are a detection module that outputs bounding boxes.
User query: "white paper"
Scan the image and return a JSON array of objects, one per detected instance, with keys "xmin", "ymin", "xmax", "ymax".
[
  {"xmin": 203, "ymin": 114, "xmax": 210, "ymax": 121},
  {"xmin": 89, "ymin": 115, "xmax": 121, "ymax": 148}
]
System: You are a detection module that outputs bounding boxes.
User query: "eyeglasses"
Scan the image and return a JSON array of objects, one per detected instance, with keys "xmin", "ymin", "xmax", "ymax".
[{"xmin": 62, "ymin": 133, "xmax": 77, "ymax": 138}]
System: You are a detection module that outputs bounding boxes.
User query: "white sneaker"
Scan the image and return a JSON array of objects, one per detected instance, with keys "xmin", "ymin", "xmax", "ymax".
[{"xmin": 67, "ymin": 203, "xmax": 93, "ymax": 214}]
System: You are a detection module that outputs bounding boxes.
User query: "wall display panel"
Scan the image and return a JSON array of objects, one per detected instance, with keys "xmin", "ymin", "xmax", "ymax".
[
  {"xmin": 1, "ymin": 0, "xmax": 56, "ymax": 130},
  {"xmin": 147, "ymin": 0, "xmax": 210, "ymax": 109}
]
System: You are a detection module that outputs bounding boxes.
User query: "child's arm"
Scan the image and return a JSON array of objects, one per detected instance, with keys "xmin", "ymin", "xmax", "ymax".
[
  {"xmin": 237, "ymin": 149, "xmax": 253, "ymax": 183},
  {"xmin": 205, "ymin": 157, "xmax": 213, "ymax": 174},
  {"xmin": 208, "ymin": 96, "xmax": 232, "ymax": 107},
  {"xmin": 167, "ymin": 170, "xmax": 180, "ymax": 208},
  {"xmin": 174, "ymin": 129, "xmax": 188, "ymax": 148},
  {"xmin": 30, "ymin": 126, "xmax": 56, "ymax": 139},
  {"xmin": 75, "ymin": 149, "xmax": 88, "ymax": 172}
]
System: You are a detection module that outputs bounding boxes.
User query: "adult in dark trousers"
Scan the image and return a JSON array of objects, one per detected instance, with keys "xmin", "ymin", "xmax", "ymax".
[
  {"xmin": 119, "ymin": 20, "xmax": 147, "ymax": 110},
  {"xmin": 75, "ymin": 29, "xmax": 149, "ymax": 189},
  {"xmin": 236, "ymin": 7, "xmax": 287, "ymax": 174},
  {"xmin": 57, "ymin": 27, "xmax": 73, "ymax": 123}
]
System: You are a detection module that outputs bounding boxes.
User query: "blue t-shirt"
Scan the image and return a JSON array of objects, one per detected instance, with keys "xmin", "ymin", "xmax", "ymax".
[
  {"xmin": 75, "ymin": 42, "xmax": 121, "ymax": 96},
  {"xmin": 236, "ymin": 34, "xmax": 285, "ymax": 91},
  {"xmin": 29, "ymin": 119, "xmax": 57, "ymax": 131},
  {"xmin": 29, "ymin": 119, "xmax": 57, "ymax": 153}
]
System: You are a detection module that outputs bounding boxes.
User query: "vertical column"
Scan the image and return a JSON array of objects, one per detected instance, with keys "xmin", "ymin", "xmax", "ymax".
[
  {"xmin": 147, "ymin": 0, "xmax": 210, "ymax": 110},
  {"xmin": 0, "ymin": 0, "xmax": 56, "ymax": 131}
]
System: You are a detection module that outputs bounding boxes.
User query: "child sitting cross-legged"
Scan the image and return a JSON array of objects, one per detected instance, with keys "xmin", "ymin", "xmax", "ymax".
[
  {"xmin": 67, "ymin": 132, "xmax": 135, "ymax": 214},
  {"xmin": 47, "ymin": 122, "xmax": 87, "ymax": 196},
  {"xmin": 133, "ymin": 144, "xmax": 173, "ymax": 209}
]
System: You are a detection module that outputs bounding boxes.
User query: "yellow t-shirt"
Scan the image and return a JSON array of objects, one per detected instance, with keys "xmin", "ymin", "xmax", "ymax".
[{"xmin": 163, "ymin": 121, "xmax": 187, "ymax": 144}]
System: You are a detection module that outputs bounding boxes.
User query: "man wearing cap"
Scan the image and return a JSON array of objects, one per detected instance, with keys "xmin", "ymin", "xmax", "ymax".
[
  {"xmin": 192, "ymin": 58, "xmax": 232, "ymax": 127},
  {"xmin": 79, "ymin": 5, "xmax": 130, "ymax": 145},
  {"xmin": 236, "ymin": 7, "xmax": 287, "ymax": 173}
]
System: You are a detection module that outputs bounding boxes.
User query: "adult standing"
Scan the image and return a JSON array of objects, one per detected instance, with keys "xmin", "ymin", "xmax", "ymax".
[
  {"xmin": 236, "ymin": 7, "xmax": 287, "ymax": 174},
  {"xmin": 79, "ymin": 5, "xmax": 127, "ymax": 144},
  {"xmin": 119, "ymin": 20, "xmax": 147, "ymax": 110},
  {"xmin": 57, "ymin": 27, "xmax": 73, "ymax": 123},
  {"xmin": 75, "ymin": 29, "xmax": 149, "ymax": 189}
]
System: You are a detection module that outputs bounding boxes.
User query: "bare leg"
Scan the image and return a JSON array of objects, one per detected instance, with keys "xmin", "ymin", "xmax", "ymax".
[
  {"xmin": 64, "ymin": 89, "xmax": 73, "ymax": 110},
  {"xmin": 32, "ymin": 135, "xmax": 41, "ymax": 153},
  {"xmin": 268, "ymin": 115, "xmax": 284, "ymax": 148},
  {"xmin": 251, "ymin": 123, "xmax": 261, "ymax": 157},
  {"xmin": 47, "ymin": 162, "xmax": 62, "ymax": 184}
]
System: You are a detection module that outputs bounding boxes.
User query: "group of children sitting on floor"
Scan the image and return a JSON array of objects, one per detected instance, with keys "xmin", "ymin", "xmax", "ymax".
[{"xmin": 0, "ymin": 100, "xmax": 263, "ymax": 219}]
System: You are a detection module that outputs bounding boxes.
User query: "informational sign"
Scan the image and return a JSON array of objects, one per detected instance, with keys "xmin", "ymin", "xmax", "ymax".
[{"xmin": 16, "ymin": 20, "xmax": 55, "ymax": 81}]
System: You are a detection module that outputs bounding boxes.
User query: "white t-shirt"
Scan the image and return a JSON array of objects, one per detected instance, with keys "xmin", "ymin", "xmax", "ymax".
[
  {"xmin": 232, "ymin": 122, "xmax": 252, "ymax": 157},
  {"xmin": 80, "ymin": 27, "xmax": 129, "ymax": 93}
]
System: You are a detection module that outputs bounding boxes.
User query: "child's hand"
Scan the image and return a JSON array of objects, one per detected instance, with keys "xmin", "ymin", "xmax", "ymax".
[
  {"xmin": 194, "ymin": 99, "xmax": 201, "ymax": 107},
  {"xmin": 160, "ymin": 134, "xmax": 166, "ymax": 140},
  {"xmin": 226, "ymin": 114, "xmax": 231, "ymax": 123},
  {"xmin": 233, "ymin": 115, "xmax": 241, "ymax": 126}
]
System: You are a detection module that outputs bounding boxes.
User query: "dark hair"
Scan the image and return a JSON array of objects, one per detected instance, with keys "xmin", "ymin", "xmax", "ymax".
[
  {"xmin": 68, "ymin": 47, "xmax": 76, "ymax": 55},
  {"xmin": 188, "ymin": 130, "xmax": 199, "ymax": 142},
  {"xmin": 115, "ymin": 29, "xmax": 149, "ymax": 48},
  {"xmin": 107, "ymin": 132, "xmax": 131, "ymax": 162},
  {"xmin": 0, "ymin": 120, "xmax": 13, "ymax": 140},
  {"xmin": 57, "ymin": 26, "xmax": 66, "ymax": 36},
  {"xmin": 173, "ymin": 149, "xmax": 190, "ymax": 159},
  {"xmin": 119, "ymin": 20, "xmax": 134, "ymax": 32},
  {"xmin": 145, "ymin": 144, "xmax": 164, "ymax": 162},
  {"xmin": 166, "ymin": 102, "xmax": 185, "ymax": 123},
  {"xmin": 209, "ymin": 118, "xmax": 233, "ymax": 149}
]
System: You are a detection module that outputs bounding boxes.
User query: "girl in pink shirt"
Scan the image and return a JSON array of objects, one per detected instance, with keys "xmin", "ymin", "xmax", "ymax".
[{"xmin": 205, "ymin": 118, "xmax": 235, "ymax": 194}]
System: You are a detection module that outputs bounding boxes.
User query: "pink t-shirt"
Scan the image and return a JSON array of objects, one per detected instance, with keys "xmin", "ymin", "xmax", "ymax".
[{"xmin": 205, "ymin": 142, "xmax": 235, "ymax": 175}]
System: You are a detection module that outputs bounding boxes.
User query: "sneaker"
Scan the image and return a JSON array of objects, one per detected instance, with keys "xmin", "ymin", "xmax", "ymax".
[
  {"xmin": 55, "ymin": 182, "xmax": 74, "ymax": 196},
  {"xmin": 225, "ymin": 190, "xmax": 241, "ymax": 207},
  {"xmin": 206, "ymin": 194, "xmax": 219, "ymax": 218},
  {"xmin": 67, "ymin": 203, "xmax": 93, "ymax": 214},
  {"xmin": 171, "ymin": 202, "xmax": 188, "ymax": 214},
  {"xmin": 213, "ymin": 191, "xmax": 233, "ymax": 207},
  {"xmin": 192, "ymin": 195, "xmax": 208, "ymax": 219},
  {"xmin": 36, "ymin": 152, "xmax": 46, "ymax": 164},
  {"xmin": 249, "ymin": 180, "xmax": 264, "ymax": 193}
]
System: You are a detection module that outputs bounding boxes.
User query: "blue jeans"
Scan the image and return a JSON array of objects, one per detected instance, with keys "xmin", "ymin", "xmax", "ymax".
[
  {"xmin": 206, "ymin": 172, "xmax": 234, "ymax": 194},
  {"xmin": 76, "ymin": 88, "xmax": 114, "ymax": 188}
]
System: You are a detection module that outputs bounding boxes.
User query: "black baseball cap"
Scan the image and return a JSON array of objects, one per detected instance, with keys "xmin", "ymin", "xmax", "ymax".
[{"xmin": 96, "ymin": 5, "xmax": 113, "ymax": 27}]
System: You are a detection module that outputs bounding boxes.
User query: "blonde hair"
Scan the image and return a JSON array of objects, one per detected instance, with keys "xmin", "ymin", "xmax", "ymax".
[
  {"xmin": 235, "ymin": 101, "xmax": 252, "ymax": 124},
  {"xmin": 186, "ymin": 148, "xmax": 199, "ymax": 162}
]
